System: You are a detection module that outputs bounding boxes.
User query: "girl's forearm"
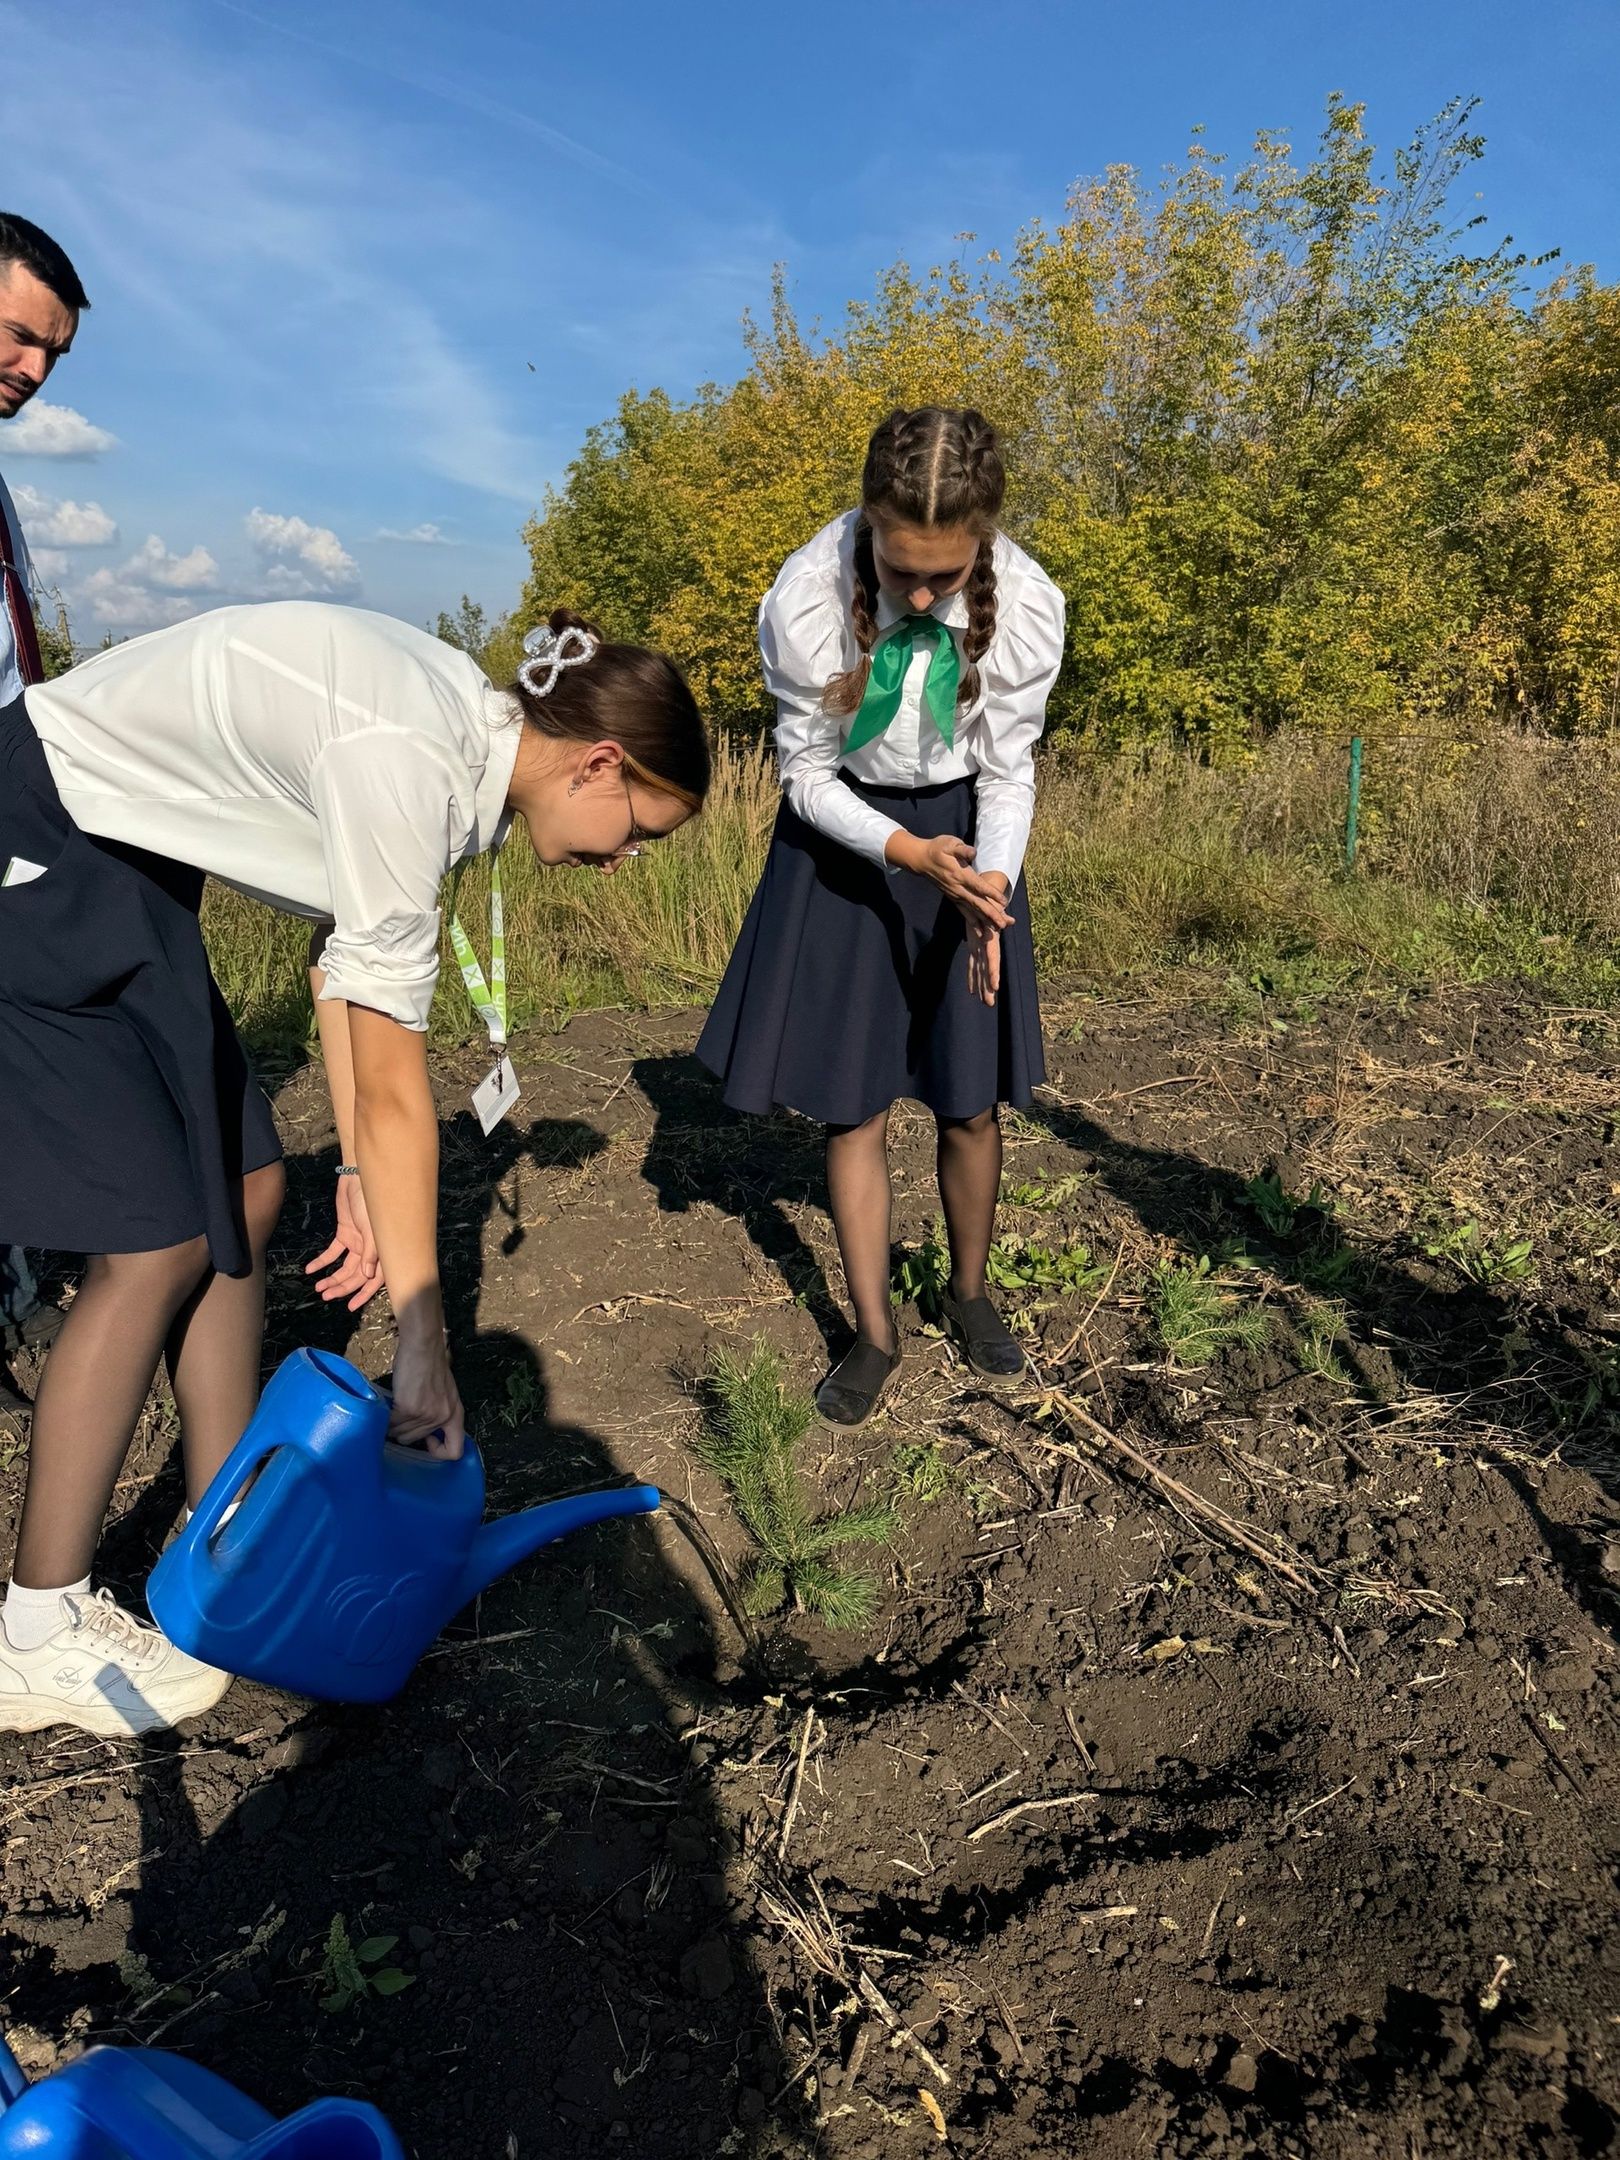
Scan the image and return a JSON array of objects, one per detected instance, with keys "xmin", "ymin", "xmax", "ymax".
[
  {"xmin": 308, "ymin": 936, "xmax": 359, "ymax": 1162},
  {"xmin": 353, "ymin": 1087, "xmax": 443, "ymax": 1335},
  {"xmin": 344, "ymin": 1003, "xmax": 444, "ymax": 1338}
]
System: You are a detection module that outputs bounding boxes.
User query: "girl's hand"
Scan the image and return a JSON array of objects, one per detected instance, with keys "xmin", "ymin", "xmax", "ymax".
[
  {"xmin": 887, "ymin": 832, "xmax": 1014, "ymax": 930},
  {"xmin": 306, "ymin": 1172, "xmax": 384, "ymax": 1311},
  {"xmin": 388, "ymin": 1322, "xmax": 467, "ymax": 1458},
  {"xmin": 965, "ymin": 919, "xmax": 1002, "ymax": 1007}
]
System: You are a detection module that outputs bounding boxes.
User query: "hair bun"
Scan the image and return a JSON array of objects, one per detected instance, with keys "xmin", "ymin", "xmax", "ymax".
[{"xmin": 549, "ymin": 604, "xmax": 606, "ymax": 647}]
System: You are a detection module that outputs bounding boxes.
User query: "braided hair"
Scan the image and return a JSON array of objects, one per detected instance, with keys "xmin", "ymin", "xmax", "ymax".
[{"xmin": 824, "ymin": 407, "xmax": 1005, "ymax": 719}]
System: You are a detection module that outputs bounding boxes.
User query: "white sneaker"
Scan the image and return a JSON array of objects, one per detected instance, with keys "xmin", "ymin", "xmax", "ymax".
[{"xmin": 0, "ymin": 1588, "xmax": 232, "ymax": 1737}]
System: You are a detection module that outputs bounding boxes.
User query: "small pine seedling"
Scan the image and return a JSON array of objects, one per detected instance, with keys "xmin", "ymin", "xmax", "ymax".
[
  {"xmin": 1149, "ymin": 1256, "xmax": 1273, "ymax": 1367},
  {"xmin": 693, "ymin": 1342, "xmax": 895, "ymax": 1628}
]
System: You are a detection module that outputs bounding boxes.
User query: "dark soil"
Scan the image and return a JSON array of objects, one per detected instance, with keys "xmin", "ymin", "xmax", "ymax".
[{"xmin": 2, "ymin": 979, "xmax": 1618, "ymax": 2158}]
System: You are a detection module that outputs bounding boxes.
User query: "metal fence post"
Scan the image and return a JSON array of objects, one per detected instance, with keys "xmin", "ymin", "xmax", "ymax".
[{"xmin": 1345, "ymin": 735, "xmax": 1363, "ymax": 869}]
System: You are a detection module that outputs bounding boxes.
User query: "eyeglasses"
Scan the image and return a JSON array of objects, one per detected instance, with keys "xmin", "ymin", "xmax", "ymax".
[{"xmin": 591, "ymin": 774, "xmax": 646, "ymax": 869}]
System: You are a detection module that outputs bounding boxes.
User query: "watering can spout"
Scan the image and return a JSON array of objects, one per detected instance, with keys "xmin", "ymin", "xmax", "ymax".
[{"xmin": 455, "ymin": 1484, "xmax": 661, "ymax": 1606}]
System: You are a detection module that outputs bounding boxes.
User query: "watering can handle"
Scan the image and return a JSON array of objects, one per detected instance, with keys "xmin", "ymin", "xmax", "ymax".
[{"xmin": 185, "ymin": 1428, "xmax": 285, "ymax": 1547}]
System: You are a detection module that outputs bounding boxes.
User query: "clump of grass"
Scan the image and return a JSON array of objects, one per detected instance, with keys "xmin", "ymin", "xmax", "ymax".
[
  {"xmin": 1423, "ymin": 1217, "xmax": 1536, "ymax": 1287},
  {"xmin": 1244, "ymin": 1169, "xmax": 1334, "ymax": 1239},
  {"xmin": 892, "ymin": 1218, "xmax": 1105, "ymax": 1320},
  {"xmin": 1148, "ymin": 1256, "xmax": 1273, "ymax": 1367},
  {"xmin": 204, "ymin": 725, "xmax": 1620, "ymax": 1055},
  {"xmin": 1001, "ymin": 1171, "xmax": 1087, "ymax": 1211},
  {"xmin": 892, "ymin": 1439, "xmax": 1001, "ymax": 1519},
  {"xmin": 891, "ymin": 1440, "xmax": 958, "ymax": 1504},
  {"xmin": 986, "ymin": 1237, "xmax": 1108, "ymax": 1295},
  {"xmin": 693, "ymin": 1342, "xmax": 895, "ymax": 1629}
]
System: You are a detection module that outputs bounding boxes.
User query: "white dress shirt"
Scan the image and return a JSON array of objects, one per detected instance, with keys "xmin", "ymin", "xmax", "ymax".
[
  {"xmin": 760, "ymin": 511, "xmax": 1065, "ymax": 888},
  {"xmin": 24, "ymin": 601, "xmax": 522, "ymax": 1031},
  {"xmin": 0, "ymin": 469, "xmax": 34, "ymax": 706}
]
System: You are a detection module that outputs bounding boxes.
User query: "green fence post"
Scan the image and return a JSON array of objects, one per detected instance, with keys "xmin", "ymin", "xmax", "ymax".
[{"xmin": 1345, "ymin": 735, "xmax": 1363, "ymax": 869}]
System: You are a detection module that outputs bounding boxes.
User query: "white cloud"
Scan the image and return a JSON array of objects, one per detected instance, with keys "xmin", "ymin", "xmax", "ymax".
[
  {"xmin": 2, "ymin": 401, "xmax": 118, "ymax": 459},
  {"xmin": 81, "ymin": 534, "xmax": 221, "ymax": 629},
  {"xmin": 30, "ymin": 548, "xmax": 71, "ymax": 585},
  {"xmin": 11, "ymin": 484, "xmax": 118, "ymax": 549},
  {"xmin": 246, "ymin": 508, "xmax": 361, "ymax": 597},
  {"xmin": 0, "ymin": 17, "xmax": 552, "ymax": 505},
  {"xmin": 373, "ymin": 522, "xmax": 453, "ymax": 545}
]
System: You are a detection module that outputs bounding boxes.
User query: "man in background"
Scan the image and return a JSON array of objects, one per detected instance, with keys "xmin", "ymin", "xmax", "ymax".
[{"xmin": 0, "ymin": 213, "xmax": 90, "ymax": 1415}]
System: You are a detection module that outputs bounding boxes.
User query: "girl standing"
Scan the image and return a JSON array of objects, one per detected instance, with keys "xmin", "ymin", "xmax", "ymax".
[
  {"xmin": 0, "ymin": 600, "xmax": 708, "ymax": 1736},
  {"xmin": 699, "ymin": 407, "xmax": 1064, "ymax": 1426}
]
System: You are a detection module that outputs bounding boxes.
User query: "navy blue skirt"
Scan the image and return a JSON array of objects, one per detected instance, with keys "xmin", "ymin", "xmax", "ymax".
[
  {"xmin": 0, "ymin": 695, "xmax": 281, "ymax": 1274},
  {"xmin": 697, "ymin": 773, "xmax": 1045, "ymax": 1126}
]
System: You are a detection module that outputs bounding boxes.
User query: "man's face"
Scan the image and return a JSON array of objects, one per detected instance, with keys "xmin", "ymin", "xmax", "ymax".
[{"xmin": 0, "ymin": 262, "xmax": 77, "ymax": 419}]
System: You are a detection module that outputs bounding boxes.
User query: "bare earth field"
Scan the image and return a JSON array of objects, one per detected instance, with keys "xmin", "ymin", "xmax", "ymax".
[{"xmin": 2, "ymin": 978, "xmax": 1618, "ymax": 2159}]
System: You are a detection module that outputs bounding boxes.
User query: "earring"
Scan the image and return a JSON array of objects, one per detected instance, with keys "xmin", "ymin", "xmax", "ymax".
[{"xmin": 568, "ymin": 779, "xmax": 582, "ymax": 796}]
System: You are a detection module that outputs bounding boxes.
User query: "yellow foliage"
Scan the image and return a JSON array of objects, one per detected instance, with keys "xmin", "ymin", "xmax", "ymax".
[{"xmin": 515, "ymin": 97, "xmax": 1620, "ymax": 748}]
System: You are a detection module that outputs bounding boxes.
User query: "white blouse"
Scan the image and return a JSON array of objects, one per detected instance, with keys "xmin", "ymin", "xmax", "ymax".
[
  {"xmin": 25, "ymin": 601, "xmax": 522, "ymax": 1032},
  {"xmin": 760, "ymin": 511, "xmax": 1065, "ymax": 887}
]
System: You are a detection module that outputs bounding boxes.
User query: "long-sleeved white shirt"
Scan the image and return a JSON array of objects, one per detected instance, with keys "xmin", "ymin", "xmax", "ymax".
[
  {"xmin": 760, "ymin": 511, "xmax": 1065, "ymax": 887},
  {"xmin": 24, "ymin": 600, "xmax": 522, "ymax": 1031}
]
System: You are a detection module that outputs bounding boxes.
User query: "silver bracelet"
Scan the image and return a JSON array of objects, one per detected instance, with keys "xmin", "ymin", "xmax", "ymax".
[{"xmin": 335, "ymin": 1163, "xmax": 362, "ymax": 1177}]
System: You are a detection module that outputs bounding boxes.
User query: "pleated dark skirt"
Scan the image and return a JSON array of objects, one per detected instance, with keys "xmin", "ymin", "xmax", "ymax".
[
  {"xmin": 697, "ymin": 773, "xmax": 1045, "ymax": 1126},
  {"xmin": 0, "ymin": 695, "xmax": 281, "ymax": 1274}
]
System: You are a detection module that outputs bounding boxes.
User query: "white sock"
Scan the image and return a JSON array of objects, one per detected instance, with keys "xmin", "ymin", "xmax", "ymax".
[{"xmin": 4, "ymin": 1574, "xmax": 92, "ymax": 1653}]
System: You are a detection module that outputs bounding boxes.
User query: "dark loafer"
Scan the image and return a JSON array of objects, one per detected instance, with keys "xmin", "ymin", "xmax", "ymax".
[
  {"xmin": 942, "ymin": 1292, "xmax": 1025, "ymax": 1379},
  {"xmin": 815, "ymin": 1340, "xmax": 902, "ymax": 1430}
]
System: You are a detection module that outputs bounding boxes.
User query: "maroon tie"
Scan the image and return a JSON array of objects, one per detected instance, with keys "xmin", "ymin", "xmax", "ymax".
[{"xmin": 0, "ymin": 491, "xmax": 44, "ymax": 686}]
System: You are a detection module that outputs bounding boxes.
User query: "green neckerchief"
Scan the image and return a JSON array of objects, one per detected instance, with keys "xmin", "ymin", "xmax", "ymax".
[{"xmin": 842, "ymin": 612, "xmax": 961, "ymax": 755}]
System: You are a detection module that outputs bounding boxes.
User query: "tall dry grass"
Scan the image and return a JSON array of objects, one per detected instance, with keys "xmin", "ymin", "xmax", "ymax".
[{"xmin": 203, "ymin": 724, "xmax": 1620, "ymax": 1052}]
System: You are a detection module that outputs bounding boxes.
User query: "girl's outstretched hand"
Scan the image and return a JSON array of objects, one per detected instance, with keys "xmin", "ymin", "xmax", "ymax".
[
  {"xmin": 306, "ymin": 1171, "xmax": 384, "ymax": 1311},
  {"xmin": 887, "ymin": 832, "xmax": 1014, "ymax": 929},
  {"xmin": 965, "ymin": 918, "xmax": 1002, "ymax": 1006}
]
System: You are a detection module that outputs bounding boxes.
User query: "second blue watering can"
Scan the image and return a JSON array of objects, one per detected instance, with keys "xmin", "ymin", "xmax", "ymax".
[
  {"xmin": 148, "ymin": 1347, "xmax": 661, "ymax": 1702},
  {"xmin": 0, "ymin": 2026, "xmax": 402, "ymax": 2160}
]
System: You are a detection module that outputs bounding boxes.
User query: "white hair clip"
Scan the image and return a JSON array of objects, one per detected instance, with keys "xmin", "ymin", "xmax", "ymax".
[{"xmin": 519, "ymin": 622, "xmax": 599, "ymax": 699}]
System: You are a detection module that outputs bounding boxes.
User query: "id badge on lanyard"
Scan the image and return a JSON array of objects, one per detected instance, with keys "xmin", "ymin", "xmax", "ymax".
[{"xmin": 448, "ymin": 855, "xmax": 521, "ymax": 1136}]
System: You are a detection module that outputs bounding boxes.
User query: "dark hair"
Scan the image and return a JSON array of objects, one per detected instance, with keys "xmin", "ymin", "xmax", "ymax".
[
  {"xmin": 0, "ymin": 214, "xmax": 90, "ymax": 313},
  {"xmin": 825, "ymin": 406, "xmax": 1005, "ymax": 719},
  {"xmin": 507, "ymin": 607, "xmax": 710, "ymax": 812}
]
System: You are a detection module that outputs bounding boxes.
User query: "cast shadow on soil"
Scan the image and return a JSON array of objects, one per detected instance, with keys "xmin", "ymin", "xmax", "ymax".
[
  {"xmin": 1027, "ymin": 1094, "xmax": 1620, "ymax": 1638},
  {"xmin": 633, "ymin": 1055, "xmax": 850, "ymax": 1358},
  {"xmin": 69, "ymin": 1103, "xmax": 801, "ymax": 2160}
]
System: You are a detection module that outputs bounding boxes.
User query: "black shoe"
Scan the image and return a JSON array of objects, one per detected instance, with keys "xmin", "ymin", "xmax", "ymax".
[
  {"xmin": 815, "ymin": 1341, "xmax": 901, "ymax": 1430},
  {"xmin": 942, "ymin": 1291, "xmax": 1026, "ymax": 1379}
]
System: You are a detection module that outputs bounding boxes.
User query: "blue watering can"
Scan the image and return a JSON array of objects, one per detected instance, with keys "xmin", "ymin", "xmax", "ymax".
[
  {"xmin": 0, "ymin": 2028, "xmax": 402, "ymax": 2159},
  {"xmin": 148, "ymin": 1347, "xmax": 661, "ymax": 1703}
]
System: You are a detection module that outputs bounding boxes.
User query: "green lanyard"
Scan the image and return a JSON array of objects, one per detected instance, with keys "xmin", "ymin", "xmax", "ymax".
[{"xmin": 448, "ymin": 854, "xmax": 507, "ymax": 1049}]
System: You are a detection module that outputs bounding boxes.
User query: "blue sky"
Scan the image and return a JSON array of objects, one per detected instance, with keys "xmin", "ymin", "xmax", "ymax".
[{"xmin": 2, "ymin": 0, "xmax": 1615, "ymax": 641}]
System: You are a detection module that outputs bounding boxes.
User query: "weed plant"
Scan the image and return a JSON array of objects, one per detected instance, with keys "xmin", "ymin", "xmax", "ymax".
[{"xmin": 316, "ymin": 1915, "xmax": 413, "ymax": 2013}]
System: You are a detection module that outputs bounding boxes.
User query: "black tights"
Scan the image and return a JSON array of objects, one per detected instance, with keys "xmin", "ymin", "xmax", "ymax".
[
  {"xmin": 824, "ymin": 1106, "xmax": 1002, "ymax": 1354},
  {"xmin": 11, "ymin": 1160, "xmax": 285, "ymax": 1590}
]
